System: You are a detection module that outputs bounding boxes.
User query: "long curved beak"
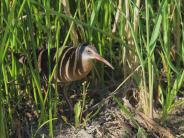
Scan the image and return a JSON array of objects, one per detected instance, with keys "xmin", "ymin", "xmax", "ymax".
[{"xmin": 93, "ymin": 53, "xmax": 114, "ymax": 70}]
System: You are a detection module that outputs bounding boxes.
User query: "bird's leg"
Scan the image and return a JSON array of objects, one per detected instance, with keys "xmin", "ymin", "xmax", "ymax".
[{"xmin": 63, "ymin": 84, "xmax": 74, "ymax": 112}]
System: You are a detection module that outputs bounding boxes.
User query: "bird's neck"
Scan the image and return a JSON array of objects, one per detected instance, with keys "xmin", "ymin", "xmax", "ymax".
[{"xmin": 81, "ymin": 59, "xmax": 93, "ymax": 73}]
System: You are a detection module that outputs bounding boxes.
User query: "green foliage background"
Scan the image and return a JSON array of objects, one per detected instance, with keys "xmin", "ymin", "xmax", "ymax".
[{"xmin": 0, "ymin": 0, "xmax": 183, "ymax": 137}]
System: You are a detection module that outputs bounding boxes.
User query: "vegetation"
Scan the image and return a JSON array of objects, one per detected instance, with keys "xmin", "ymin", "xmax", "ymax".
[{"xmin": 0, "ymin": 0, "xmax": 183, "ymax": 137}]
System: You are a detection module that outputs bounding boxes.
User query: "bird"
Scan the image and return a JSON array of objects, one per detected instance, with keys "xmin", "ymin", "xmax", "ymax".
[
  {"xmin": 16, "ymin": 43, "xmax": 114, "ymax": 83},
  {"xmin": 15, "ymin": 43, "xmax": 114, "ymax": 110}
]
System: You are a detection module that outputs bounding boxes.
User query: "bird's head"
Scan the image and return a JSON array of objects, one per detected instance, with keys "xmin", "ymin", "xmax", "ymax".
[{"xmin": 80, "ymin": 43, "xmax": 114, "ymax": 70}]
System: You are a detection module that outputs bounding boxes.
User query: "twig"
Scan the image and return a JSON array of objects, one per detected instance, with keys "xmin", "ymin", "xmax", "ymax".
[{"xmin": 84, "ymin": 65, "xmax": 141, "ymax": 113}]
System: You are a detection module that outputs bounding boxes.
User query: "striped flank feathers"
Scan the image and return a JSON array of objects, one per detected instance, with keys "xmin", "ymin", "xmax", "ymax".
[{"xmin": 14, "ymin": 43, "xmax": 114, "ymax": 83}]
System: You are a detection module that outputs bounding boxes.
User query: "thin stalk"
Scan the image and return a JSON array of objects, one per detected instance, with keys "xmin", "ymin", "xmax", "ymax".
[{"xmin": 145, "ymin": 0, "xmax": 153, "ymax": 118}]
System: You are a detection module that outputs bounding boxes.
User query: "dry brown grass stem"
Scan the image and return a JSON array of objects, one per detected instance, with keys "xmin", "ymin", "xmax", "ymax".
[
  {"xmin": 124, "ymin": 0, "xmax": 140, "ymax": 78},
  {"xmin": 133, "ymin": 0, "xmax": 141, "ymax": 34},
  {"xmin": 125, "ymin": 0, "xmax": 130, "ymax": 40},
  {"xmin": 62, "ymin": 0, "xmax": 79, "ymax": 47},
  {"xmin": 112, "ymin": 0, "xmax": 122, "ymax": 33}
]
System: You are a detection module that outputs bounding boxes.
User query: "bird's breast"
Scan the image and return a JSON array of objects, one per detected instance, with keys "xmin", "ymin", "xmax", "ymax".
[{"xmin": 74, "ymin": 60, "xmax": 93, "ymax": 81}]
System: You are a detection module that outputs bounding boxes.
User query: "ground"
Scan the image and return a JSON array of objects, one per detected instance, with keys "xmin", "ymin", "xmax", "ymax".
[
  {"xmin": 36, "ymin": 87, "xmax": 184, "ymax": 138},
  {"xmin": 13, "ymin": 82, "xmax": 184, "ymax": 138}
]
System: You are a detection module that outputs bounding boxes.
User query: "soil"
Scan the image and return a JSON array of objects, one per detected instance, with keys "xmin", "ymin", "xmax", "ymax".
[
  {"xmin": 12, "ymin": 82, "xmax": 184, "ymax": 138},
  {"xmin": 38, "ymin": 91, "xmax": 184, "ymax": 138}
]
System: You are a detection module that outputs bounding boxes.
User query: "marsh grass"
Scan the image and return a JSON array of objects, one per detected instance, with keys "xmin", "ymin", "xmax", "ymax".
[{"xmin": 0, "ymin": 0, "xmax": 184, "ymax": 137}]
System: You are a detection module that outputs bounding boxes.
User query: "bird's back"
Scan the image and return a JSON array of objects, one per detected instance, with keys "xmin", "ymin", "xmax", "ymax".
[{"xmin": 14, "ymin": 46, "xmax": 89, "ymax": 83}]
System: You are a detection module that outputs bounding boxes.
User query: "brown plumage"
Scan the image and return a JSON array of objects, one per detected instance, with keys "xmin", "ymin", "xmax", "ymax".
[
  {"xmin": 16, "ymin": 43, "xmax": 114, "ymax": 82},
  {"xmin": 14, "ymin": 43, "xmax": 114, "ymax": 110}
]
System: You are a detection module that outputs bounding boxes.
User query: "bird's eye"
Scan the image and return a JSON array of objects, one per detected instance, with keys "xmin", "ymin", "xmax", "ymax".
[{"xmin": 86, "ymin": 50, "xmax": 91, "ymax": 54}]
